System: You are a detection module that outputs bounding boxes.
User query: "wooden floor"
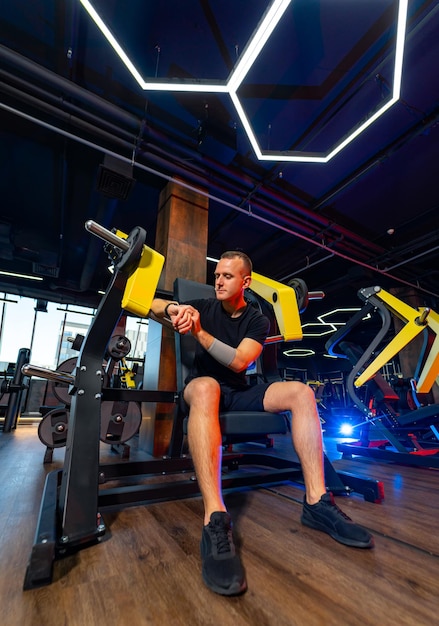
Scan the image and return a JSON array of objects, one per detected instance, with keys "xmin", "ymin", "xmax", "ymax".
[{"xmin": 1, "ymin": 424, "xmax": 438, "ymax": 626}]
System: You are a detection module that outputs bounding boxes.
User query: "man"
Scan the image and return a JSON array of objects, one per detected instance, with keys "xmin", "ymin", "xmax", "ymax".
[{"xmin": 150, "ymin": 251, "xmax": 373, "ymax": 596}]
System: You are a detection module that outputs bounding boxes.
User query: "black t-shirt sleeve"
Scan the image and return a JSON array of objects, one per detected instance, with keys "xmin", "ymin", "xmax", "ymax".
[{"xmin": 244, "ymin": 310, "xmax": 270, "ymax": 345}]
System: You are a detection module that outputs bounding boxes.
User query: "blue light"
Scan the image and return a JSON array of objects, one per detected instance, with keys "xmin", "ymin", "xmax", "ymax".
[{"xmin": 339, "ymin": 423, "xmax": 354, "ymax": 436}]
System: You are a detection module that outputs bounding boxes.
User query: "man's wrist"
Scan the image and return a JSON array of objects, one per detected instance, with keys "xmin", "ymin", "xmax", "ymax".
[{"xmin": 164, "ymin": 301, "xmax": 179, "ymax": 319}]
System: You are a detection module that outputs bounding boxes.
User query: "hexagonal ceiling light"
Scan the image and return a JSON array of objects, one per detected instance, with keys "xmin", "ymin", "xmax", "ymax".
[{"xmin": 79, "ymin": 0, "xmax": 408, "ymax": 163}]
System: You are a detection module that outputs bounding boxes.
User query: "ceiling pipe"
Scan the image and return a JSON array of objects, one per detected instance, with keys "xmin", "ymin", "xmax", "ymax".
[
  {"xmin": 0, "ymin": 44, "xmax": 140, "ymax": 130},
  {"xmin": 0, "ymin": 68, "xmax": 136, "ymax": 146},
  {"xmin": 3, "ymin": 2, "xmax": 439, "ymax": 251},
  {"xmin": 3, "ymin": 98, "xmax": 438, "ymax": 299},
  {"xmin": 243, "ymin": 193, "xmax": 378, "ymax": 262},
  {"xmin": 2, "ymin": 76, "xmax": 373, "ymax": 258},
  {"xmin": 0, "ymin": 44, "xmax": 390, "ymax": 259},
  {"xmin": 280, "ymin": 253, "xmax": 335, "ymax": 282},
  {"xmin": 142, "ymin": 140, "xmax": 381, "ymax": 264},
  {"xmin": 145, "ymin": 120, "xmax": 385, "ymax": 253},
  {"xmin": 139, "ymin": 124, "xmax": 386, "ymax": 257},
  {"xmin": 0, "ymin": 44, "xmax": 386, "ymax": 256},
  {"xmin": 144, "ymin": 139, "xmax": 331, "ymax": 241},
  {"xmin": 385, "ymin": 243, "xmax": 439, "ymax": 272},
  {"xmin": 0, "ymin": 80, "xmax": 132, "ymax": 153}
]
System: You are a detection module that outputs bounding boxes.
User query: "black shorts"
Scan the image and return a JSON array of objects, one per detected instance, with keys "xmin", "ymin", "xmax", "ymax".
[
  {"xmin": 181, "ymin": 380, "xmax": 271, "ymax": 414},
  {"xmin": 219, "ymin": 382, "xmax": 271, "ymax": 412}
]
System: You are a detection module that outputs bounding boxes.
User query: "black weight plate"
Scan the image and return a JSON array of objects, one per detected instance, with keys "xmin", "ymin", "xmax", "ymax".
[
  {"xmin": 52, "ymin": 357, "xmax": 77, "ymax": 405},
  {"xmin": 100, "ymin": 401, "xmax": 141, "ymax": 444},
  {"xmin": 107, "ymin": 335, "xmax": 131, "ymax": 359},
  {"xmin": 116, "ymin": 226, "xmax": 146, "ymax": 273},
  {"xmin": 288, "ymin": 277, "xmax": 309, "ymax": 314},
  {"xmin": 38, "ymin": 408, "xmax": 69, "ymax": 448}
]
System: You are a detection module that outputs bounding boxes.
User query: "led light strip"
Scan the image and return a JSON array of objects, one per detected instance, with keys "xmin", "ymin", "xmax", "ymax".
[
  {"xmin": 79, "ymin": 0, "xmax": 408, "ymax": 162},
  {"xmin": 302, "ymin": 308, "xmax": 363, "ymax": 337},
  {"xmin": 230, "ymin": 0, "xmax": 409, "ymax": 162},
  {"xmin": 0, "ymin": 270, "xmax": 43, "ymax": 281},
  {"xmin": 79, "ymin": 0, "xmax": 229, "ymax": 92},
  {"xmin": 283, "ymin": 348, "xmax": 315, "ymax": 357},
  {"xmin": 227, "ymin": 0, "xmax": 292, "ymax": 91}
]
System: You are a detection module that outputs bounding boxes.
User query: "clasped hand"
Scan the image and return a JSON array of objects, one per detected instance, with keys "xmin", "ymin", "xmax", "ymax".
[{"xmin": 171, "ymin": 304, "xmax": 201, "ymax": 335}]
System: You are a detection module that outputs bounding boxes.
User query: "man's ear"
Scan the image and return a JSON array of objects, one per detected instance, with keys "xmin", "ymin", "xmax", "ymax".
[{"xmin": 243, "ymin": 275, "xmax": 252, "ymax": 289}]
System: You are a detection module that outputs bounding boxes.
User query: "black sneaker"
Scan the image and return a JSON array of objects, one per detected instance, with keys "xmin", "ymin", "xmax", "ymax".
[
  {"xmin": 301, "ymin": 492, "xmax": 374, "ymax": 548},
  {"xmin": 200, "ymin": 512, "xmax": 247, "ymax": 595}
]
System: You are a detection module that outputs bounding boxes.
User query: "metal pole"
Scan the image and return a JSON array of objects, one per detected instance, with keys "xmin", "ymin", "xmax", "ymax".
[
  {"xmin": 21, "ymin": 364, "xmax": 75, "ymax": 385},
  {"xmin": 85, "ymin": 220, "xmax": 129, "ymax": 251}
]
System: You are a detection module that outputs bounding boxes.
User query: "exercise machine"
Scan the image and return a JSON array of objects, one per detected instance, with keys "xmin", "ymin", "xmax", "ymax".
[
  {"xmin": 23, "ymin": 222, "xmax": 383, "ymax": 590},
  {"xmin": 38, "ymin": 333, "xmax": 142, "ymax": 462},
  {"xmin": 326, "ymin": 286, "xmax": 439, "ymax": 466},
  {"xmin": 1, "ymin": 347, "xmax": 31, "ymax": 432}
]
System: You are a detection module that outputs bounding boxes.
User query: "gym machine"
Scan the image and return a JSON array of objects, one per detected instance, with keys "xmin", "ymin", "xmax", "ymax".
[
  {"xmin": 38, "ymin": 333, "xmax": 142, "ymax": 463},
  {"xmin": 1, "ymin": 347, "xmax": 31, "ymax": 432},
  {"xmin": 23, "ymin": 221, "xmax": 383, "ymax": 590},
  {"xmin": 326, "ymin": 286, "xmax": 439, "ymax": 467}
]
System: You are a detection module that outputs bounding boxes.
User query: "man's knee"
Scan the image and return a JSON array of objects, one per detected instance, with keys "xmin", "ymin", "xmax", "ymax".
[
  {"xmin": 184, "ymin": 377, "xmax": 221, "ymax": 407},
  {"xmin": 265, "ymin": 380, "xmax": 317, "ymax": 413},
  {"xmin": 296, "ymin": 381, "xmax": 316, "ymax": 400}
]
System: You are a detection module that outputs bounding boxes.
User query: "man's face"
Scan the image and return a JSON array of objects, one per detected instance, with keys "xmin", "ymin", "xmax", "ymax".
[{"xmin": 214, "ymin": 257, "xmax": 250, "ymax": 302}]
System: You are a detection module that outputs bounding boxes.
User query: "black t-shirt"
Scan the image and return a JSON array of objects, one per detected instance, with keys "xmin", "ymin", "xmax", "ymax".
[{"xmin": 184, "ymin": 298, "xmax": 270, "ymax": 388}]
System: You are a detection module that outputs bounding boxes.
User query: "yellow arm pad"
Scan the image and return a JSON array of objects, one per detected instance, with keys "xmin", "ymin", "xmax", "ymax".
[
  {"xmin": 115, "ymin": 229, "xmax": 165, "ymax": 318},
  {"xmin": 250, "ymin": 271, "xmax": 303, "ymax": 342},
  {"xmin": 122, "ymin": 245, "xmax": 164, "ymax": 317}
]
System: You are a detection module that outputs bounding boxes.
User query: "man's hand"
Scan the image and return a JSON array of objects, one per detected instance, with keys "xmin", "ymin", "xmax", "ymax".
[{"xmin": 172, "ymin": 304, "xmax": 199, "ymax": 335}]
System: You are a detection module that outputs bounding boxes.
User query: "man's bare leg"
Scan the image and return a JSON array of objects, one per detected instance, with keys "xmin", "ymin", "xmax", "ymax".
[
  {"xmin": 184, "ymin": 377, "xmax": 247, "ymax": 595},
  {"xmin": 184, "ymin": 376, "xmax": 226, "ymax": 524},
  {"xmin": 264, "ymin": 380, "xmax": 374, "ymax": 548},
  {"xmin": 263, "ymin": 381, "xmax": 326, "ymax": 504}
]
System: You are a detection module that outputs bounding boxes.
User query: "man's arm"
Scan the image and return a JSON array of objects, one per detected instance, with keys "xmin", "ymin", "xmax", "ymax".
[
  {"xmin": 199, "ymin": 330, "xmax": 263, "ymax": 373},
  {"xmin": 173, "ymin": 307, "xmax": 263, "ymax": 373},
  {"xmin": 149, "ymin": 298, "xmax": 179, "ymax": 320},
  {"xmin": 150, "ymin": 299, "xmax": 195, "ymax": 335},
  {"xmin": 151, "ymin": 300, "xmax": 264, "ymax": 372}
]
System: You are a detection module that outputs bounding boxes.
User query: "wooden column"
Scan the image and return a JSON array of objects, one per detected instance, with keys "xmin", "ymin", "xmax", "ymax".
[{"xmin": 140, "ymin": 180, "xmax": 209, "ymax": 455}]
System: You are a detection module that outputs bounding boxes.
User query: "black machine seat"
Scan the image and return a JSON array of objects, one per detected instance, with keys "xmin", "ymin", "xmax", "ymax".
[{"xmin": 168, "ymin": 277, "xmax": 288, "ymax": 457}]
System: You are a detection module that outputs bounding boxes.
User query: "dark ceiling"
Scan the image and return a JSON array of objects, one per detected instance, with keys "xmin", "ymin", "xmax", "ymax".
[{"xmin": 1, "ymin": 0, "xmax": 438, "ymax": 370}]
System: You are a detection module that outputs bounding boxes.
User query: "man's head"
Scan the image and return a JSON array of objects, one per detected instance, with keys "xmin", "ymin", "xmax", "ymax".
[
  {"xmin": 214, "ymin": 251, "xmax": 252, "ymax": 304},
  {"xmin": 220, "ymin": 251, "xmax": 252, "ymax": 276}
]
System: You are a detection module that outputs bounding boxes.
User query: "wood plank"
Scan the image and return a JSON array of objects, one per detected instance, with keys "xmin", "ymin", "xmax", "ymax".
[{"xmin": 1, "ymin": 426, "xmax": 439, "ymax": 626}]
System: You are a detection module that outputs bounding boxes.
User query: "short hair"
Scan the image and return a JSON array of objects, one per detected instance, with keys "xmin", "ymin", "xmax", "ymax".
[{"xmin": 220, "ymin": 250, "xmax": 252, "ymax": 276}]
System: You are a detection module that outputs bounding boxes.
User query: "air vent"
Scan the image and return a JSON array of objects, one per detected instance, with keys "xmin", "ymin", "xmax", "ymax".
[
  {"xmin": 97, "ymin": 155, "xmax": 135, "ymax": 201},
  {"xmin": 33, "ymin": 263, "xmax": 59, "ymax": 278}
]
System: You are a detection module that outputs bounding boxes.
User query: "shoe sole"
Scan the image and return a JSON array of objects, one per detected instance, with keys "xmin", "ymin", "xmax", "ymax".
[
  {"xmin": 301, "ymin": 518, "xmax": 374, "ymax": 549},
  {"xmin": 202, "ymin": 572, "xmax": 247, "ymax": 596}
]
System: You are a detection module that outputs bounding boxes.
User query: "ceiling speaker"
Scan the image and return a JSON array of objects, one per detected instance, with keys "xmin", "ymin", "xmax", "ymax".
[{"xmin": 97, "ymin": 155, "xmax": 135, "ymax": 201}]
